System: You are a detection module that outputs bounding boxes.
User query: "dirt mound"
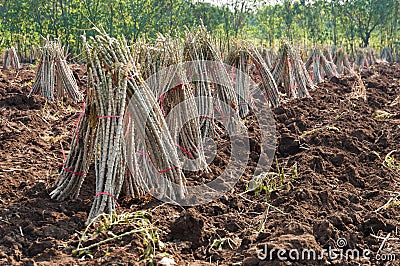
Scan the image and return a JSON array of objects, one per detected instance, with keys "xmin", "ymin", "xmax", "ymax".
[{"xmin": 0, "ymin": 63, "xmax": 399, "ymax": 265}]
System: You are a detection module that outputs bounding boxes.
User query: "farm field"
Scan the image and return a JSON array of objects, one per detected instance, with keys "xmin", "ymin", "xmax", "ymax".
[
  {"xmin": 1, "ymin": 0, "xmax": 400, "ymax": 265},
  {"xmin": 0, "ymin": 62, "xmax": 399, "ymax": 265}
]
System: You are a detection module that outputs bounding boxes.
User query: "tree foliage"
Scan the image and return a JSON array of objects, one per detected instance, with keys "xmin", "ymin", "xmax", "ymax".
[{"xmin": 0, "ymin": 0, "xmax": 398, "ymax": 56}]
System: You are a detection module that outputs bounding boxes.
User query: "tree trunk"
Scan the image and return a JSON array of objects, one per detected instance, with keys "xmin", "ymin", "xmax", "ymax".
[
  {"xmin": 332, "ymin": 2, "xmax": 337, "ymax": 46},
  {"xmin": 109, "ymin": 5, "xmax": 114, "ymax": 36},
  {"xmin": 391, "ymin": 2, "xmax": 399, "ymax": 48}
]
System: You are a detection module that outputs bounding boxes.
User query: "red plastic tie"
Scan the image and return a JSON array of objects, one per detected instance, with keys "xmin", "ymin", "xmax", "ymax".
[
  {"xmin": 97, "ymin": 115, "xmax": 123, "ymax": 119},
  {"xmin": 158, "ymin": 166, "xmax": 178, "ymax": 174},
  {"xmin": 158, "ymin": 93, "xmax": 166, "ymax": 116},
  {"xmin": 188, "ymin": 146, "xmax": 201, "ymax": 153},
  {"xmin": 137, "ymin": 150, "xmax": 151, "ymax": 162},
  {"xmin": 137, "ymin": 150, "xmax": 150, "ymax": 157},
  {"xmin": 95, "ymin": 192, "xmax": 120, "ymax": 208},
  {"xmin": 123, "ymin": 113, "xmax": 131, "ymax": 138},
  {"xmin": 175, "ymin": 143, "xmax": 194, "ymax": 159},
  {"xmin": 171, "ymin": 83, "xmax": 184, "ymax": 91},
  {"xmin": 263, "ymin": 93, "xmax": 268, "ymax": 102},
  {"xmin": 63, "ymin": 167, "xmax": 86, "ymax": 177}
]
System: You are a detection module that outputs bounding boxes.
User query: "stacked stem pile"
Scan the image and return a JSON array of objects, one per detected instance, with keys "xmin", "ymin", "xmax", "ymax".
[
  {"xmin": 183, "ymin": 27, "xmax": 242, "ymax": 139},
  {"xmin": 333, "ymin": 48, "xmax": 354, "ymax": 75},
  {"xmin": 305, "ymin": 47, "xmax": 339, "ymax": 83},
  {"xmin": 381, "ymin": 47, "xmax": 394, "ymax": 63},
  {"xmin": 354, "ymin": 48, "xmax": 369, "ymax": 71},
  {"xmin": 3, "ymin": 47, "xmax": 20, "ymax": 70},
  {"xmin": 135, "ymin": 34, "xmax": 208, "ymax": 171},
  {"xmin": 272, "ymin": 41, "xmax": 313, "ymax": 98},
  {"xmin": 227, "ymin": 43, "xmax": 279, "ymax": 111},
  {"xmin": 29, "ymin": 40, "xmax": 82, "ymax": 101},
  {"xmin": 51, "ymin": 30, "xmax": 187, "ymax": 223}
]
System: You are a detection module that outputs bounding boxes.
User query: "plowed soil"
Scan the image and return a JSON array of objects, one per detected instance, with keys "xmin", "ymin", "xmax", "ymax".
[{"xmin": 0, "ymin": 63, "xmax": 399, "ymax": 265}]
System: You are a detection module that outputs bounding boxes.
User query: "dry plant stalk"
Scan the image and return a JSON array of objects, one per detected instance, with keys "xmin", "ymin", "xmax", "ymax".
[
  {"xmin": 305, "ymin": 47, "xmax": 338, "ymax": 84},
  {"xmin": 29, "ymin": 39, "xmax": 82, "ymax": 101},
  {"xmin": 333, "ymin": 48, "xmax": 354, "ymax": 75},
  {"xmin": 349, "ymin": 74, "xmax": 367, "ymax": 101},
  {"xmin": 183, "ymin": 26, "xmax": 243, "ymax": 139},
  {"xmin": 226, "ymin": 42, "xmax": 279, "ymax": 111},
  {"xmin": 381, "ymin": 47, "xmax": 394, "ymax": 63},
  {"xmin": 272, "ymin": 41, "xmax": 313, "ymax": 98},
  {"xmin": 354, "ymin": 48, "xmax": 369, "ymax": 71},
  {"xmin": 3, "ymin": 47, "xmax": 20, "ymax": 70}
]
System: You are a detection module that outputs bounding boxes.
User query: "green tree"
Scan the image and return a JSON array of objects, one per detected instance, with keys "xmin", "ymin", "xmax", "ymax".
[{"xmin": 340, "ymin": 0, "xmax": 393, "ymax": 47}]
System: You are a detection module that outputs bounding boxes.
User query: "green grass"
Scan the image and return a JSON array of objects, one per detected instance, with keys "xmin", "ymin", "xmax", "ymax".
[
  {"xmin": 373, "ymin": 150, "xmax": 399, "ymax": 171},
  {"xmin": 73, "ymin": 211, "xmax": 159, "ymax": 263},
  {"xmin": 384, "ymin": 150, "xmax": 399, "ymax": 170},
  {"xmin": 247, "ymin": 159, "xmax": 297, "ymax": 201}
]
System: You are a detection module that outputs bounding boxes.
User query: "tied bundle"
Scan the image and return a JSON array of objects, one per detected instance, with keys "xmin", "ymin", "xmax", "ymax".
[
  {"xmin": 3, "ymin": 47, "xmax": 20, "ymax": 70},
  {"xmin": 135, "ymin": 34, "xmax": 208, "ymax": 172},
  {"xmin": 354, "ymin": 48, "xmax": 369, "ymax": 71},
  {"xmin": 226, "ymin": 42, "xmax": 279, "ymax": 113},
  {"xmin": 272, "ymin": 41, "xmax": 313, "ymax": 98},
  {"xmin": 381, "ymin": 47, "xmax": 394, "ymax": 63},
  {"xmin": 29, "ymin": 39, "xmax": 82, "ymax": 102},
  {"xmin": 305, "ymin": 47, "xmax": 339, "ymax": 84},
  {"xmin": 183, "ymin": 27, "xmax": 243, "ymax": 139},
  {"xmin": 333, "ymin": 47, "xmax": 354, "ymax": 75},
  {"xmin": 51, "ymin": 29, "xmax": 187, "ymax": 224}
]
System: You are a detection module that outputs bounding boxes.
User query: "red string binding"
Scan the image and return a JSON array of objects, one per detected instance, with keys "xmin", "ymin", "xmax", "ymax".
[
  {"xmin": 97, "ymin": 115, "xmax": 123, "ymax": 119},
  {"xmin": 136, "ymin": 150, "xmax": 151, "ymax": 162},
  {"xmin": 157, "ymin": 166, "xmax": 178, "ymax": 174},
  {"xmin": 175, "ymin": 144, "xmax": 194, "ymax": 159},
  {"xmin": 95, "ymin": 192, "xmax": 120, "ymax": 208},
  {"xmin": 62, "ymin": 166, "xmax": 86, "ymax": 177},
  {"xmin": 158, "ymin": 93, "xmax": 166, "ymax": 116}
]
